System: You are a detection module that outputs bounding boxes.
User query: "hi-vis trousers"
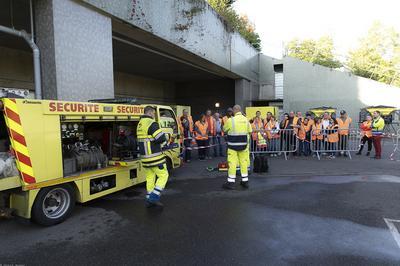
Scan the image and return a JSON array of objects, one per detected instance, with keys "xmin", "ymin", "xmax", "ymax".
[
  {"xmin": 227, "ymin": 148, "xmax": 250, "ymax": 182},
  {"xmin": 145, "ymin": 163, "xmax": 169, "ymax": 194}
]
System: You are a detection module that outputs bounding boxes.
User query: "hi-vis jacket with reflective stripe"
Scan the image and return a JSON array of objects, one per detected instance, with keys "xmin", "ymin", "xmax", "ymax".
[
  {"xmin": 137, "ymin": 115, "xmax": 167, "ymax": 167},
  {"xmin": 223, "ymin": 112, "xmax": 252, "ymax": 151}
]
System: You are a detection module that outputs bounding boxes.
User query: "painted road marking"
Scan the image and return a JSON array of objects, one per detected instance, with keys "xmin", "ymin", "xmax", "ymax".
[{"xmin": 384, "ymin": 218, "xmax": 400, "ymax": 249}]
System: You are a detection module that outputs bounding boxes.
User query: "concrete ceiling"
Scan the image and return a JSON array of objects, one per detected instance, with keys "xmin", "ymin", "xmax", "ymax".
[
  {"xmin": 113, "ymin": 37, "xmax": 227, "ymax": 82},
  {"xmin": 0, "ymin": 0, "xmax": 237, "ymax": 83},
  {"xmin": 0, "ymin": 0, "xmax": 32, "ymax": 51}
]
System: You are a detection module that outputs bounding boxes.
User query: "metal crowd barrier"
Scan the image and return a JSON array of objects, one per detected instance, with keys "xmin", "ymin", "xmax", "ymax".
[
  {"xmin": 310, "ymin": 128, "xmax": 361, "ymax": 160},
  {"xmin": 181, "ymin": 135, "xmax": 227, "ymax": 160},
  {"xmin": 250, "ymin": 129, "xmax": 298, "ymax": 160},
  {"xmin": 390, "ymin": 129, "xmax": 400, "ymax": 161}
]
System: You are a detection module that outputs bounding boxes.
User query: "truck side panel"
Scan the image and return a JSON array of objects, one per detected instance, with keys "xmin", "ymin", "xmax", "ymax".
[{"xmin": 10, "ymin": 189, "xmax": 40, "ymax": 219}]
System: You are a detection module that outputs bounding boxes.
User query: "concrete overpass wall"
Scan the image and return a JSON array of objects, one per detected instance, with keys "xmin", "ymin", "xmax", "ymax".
[
  {"xmin": 114, "ymin": 72, "xmax": 176, "ymax": 105},
  {"xmin": 82, "ymin": 0, "xmax": 259, "ymax": 82},
  {"xmin": 283, "ymin": 56, "xmax": 400, "ymax": 120},
  {"xmin": 258, "ymin": 54, "xmax": 276, "ymax": 100}
]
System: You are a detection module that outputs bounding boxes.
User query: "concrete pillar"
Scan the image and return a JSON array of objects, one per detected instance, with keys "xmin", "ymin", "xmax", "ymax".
[
  {"xmin": 35, "ymin": 0, "xmax": 114, "ymax": 100},
  {"xmin": 235, "ymin": 79, "xmax": 259, "ymax": 108}
]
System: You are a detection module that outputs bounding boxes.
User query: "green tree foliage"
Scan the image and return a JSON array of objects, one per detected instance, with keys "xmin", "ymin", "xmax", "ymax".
[
  {"xmin": 207, "ymin": 0, "xmax": 261, "ymax": 51},
  {"xmin": 286, "ymin": 36, "xmax": 342, "ymax": 68},
  {"xmin": 347, "ymin": 22, "xmax": 400, "ymax": 87}
]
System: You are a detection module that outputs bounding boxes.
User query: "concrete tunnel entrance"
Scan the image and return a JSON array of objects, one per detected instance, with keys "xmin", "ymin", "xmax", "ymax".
[
  {"xmin": 112, "ymin": 27, "xmax": 237, "ymax": 119},
  {"xmin": 0, "ymin": 1, "xmax": 241, "ymax": 119}
]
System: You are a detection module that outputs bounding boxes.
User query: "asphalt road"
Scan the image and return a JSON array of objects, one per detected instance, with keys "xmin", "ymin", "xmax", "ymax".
[{"xmin": 1, "ymin": 144, "xmax": 400, "ymax": 265}]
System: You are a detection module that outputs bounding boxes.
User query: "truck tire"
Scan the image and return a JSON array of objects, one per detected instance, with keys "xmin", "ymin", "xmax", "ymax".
[{"xmin": 31, "ymin": 184, "xmax": 75, "ymax": 226}]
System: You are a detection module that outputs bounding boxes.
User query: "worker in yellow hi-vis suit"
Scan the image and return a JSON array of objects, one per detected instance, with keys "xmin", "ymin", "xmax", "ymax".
[
  {"xmin": 137, "ymin": 106, "xmax": 169, "ymax": 207},
  {"xmin": 223, "ymin": 105, "xmax": 252, "ymax": 190}
]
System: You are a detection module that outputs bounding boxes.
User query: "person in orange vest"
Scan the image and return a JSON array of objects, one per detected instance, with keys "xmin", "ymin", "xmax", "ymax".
[
  {"xmin": 180, "ymin": 109, "xmax": 194, "ymax": 163},
  {"xmin": 312, "ymin": 117, "xmax": 324, "ymax": 153},
  {"xmin": 297, "ymin": 117, "xmax": 312, "ymax": 156},
  {"xmin": 327, "ymin": 118, "xmax": 339, "ymax": 159},
  {"xmin": 205, "ymin": 109, "xmax": 216, "ymax": 159},
  {"xmin": 294, "ymin": 111, "xmax": 303, "ymax": 125},
  {"xmin": 251, "ymin": 111, "xmax": 266, "ymax": 151},
  {"xmin": 336, "ymin": 110, "xmax": 352, "ymax": 156},
  {"xmin": 264, "ymin": 111, "xmax": 272, "ymax": 125},
  {"xmin": 280, "ymin": 113, "xmax": 291, "ymax": 152},
  {"xmin": 213, "ymin": 112, "xmax": 224, "ymax": 157},
  {"xmin": 265, "ymin": 115, "xmax": 280, "ymax": 156},
  {"xmin": 305, "ymin": 112, "xmax": 314, "ymax": 128},
  {"xmin": 194, "ymin": 114, "xmax": 209, "ymax": 161},
  {"xmin": 356, "ymin": 115, "xmax": 373, "ymax": 156},
  {"xmin": 291, "ymin": 111, "xmax": 302, "ymax": 154},
  {"xmin": 222, "ymin": 108, "xmax": 233, "ymax": 127}
]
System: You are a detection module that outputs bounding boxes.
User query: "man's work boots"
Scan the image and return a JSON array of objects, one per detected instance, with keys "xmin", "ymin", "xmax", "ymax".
[
  {"xmin": 146, "ymin": 200, "xmax": 164, "ymax": 208},
  {"xmin": 240, "ymin": 181, "xmax": 249, "ymax": 189},
  {"xmin": 222, "ymin": 182, "xmax": 235, "ymax": 190},
  {"xmin": 146, "ymin": 191, "xmax": 164, "ymax": 208}
]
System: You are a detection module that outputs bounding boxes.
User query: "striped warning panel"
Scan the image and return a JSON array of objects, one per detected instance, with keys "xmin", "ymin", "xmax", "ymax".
[{"xmin": 2, "ymin": 98, "xmax": 36, "ymax": 184}]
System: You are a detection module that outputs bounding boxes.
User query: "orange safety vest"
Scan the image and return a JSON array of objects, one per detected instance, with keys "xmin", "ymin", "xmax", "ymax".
[
  {"xmin": 179, "ymin": 115, "xmax": 194, "ymax": 133},
  {"xmin": 327, "ymin": 125, "xmax": 339, "ymax": 143},
  {"xmin": 194, "ymin": 121, "xmax": 208, "ymax": 140},
  {"xmin": 265, "ymin": 121, "xmax": 280, "ymax": 139},
  {"xmin": 304, "ymin": 122, "xmax": 312, "ymax": 132},
  {"xmin": 293, "ymin": 117, "xmax": 299, "ymax": 125},
  {"xmin": 337, "ymin": 117, "xmax": 352, "ymax": 135},
  {"xmin": 307, "ymin": 119, "xmax": 314, "ymax": 129},
  {"xmin": 251, "ymin": 119, "xmax": 264, "ymax": 140},
  {"xmin": 312, "ymin": 123, "xmax": 323, "ymax": 141},
  {"xmin": 205, "ymin": 116, "xmax": 216, "ymax": 136},
  {"xmin": 360, "ymin": 121, "xmax": 372, "ymax": 138},
  {"xmin": 297, "ymin": 124, "xmax": 307, "ymax": 140}
]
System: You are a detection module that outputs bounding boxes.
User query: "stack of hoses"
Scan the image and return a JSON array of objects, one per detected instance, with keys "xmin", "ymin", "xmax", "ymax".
[{"xmin": 64, "ymin": 142, "xmax": 107, "ymax": 171}]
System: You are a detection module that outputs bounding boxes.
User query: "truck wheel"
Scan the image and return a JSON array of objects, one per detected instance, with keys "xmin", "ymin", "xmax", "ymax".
[{"xmin": 31, "ymin": 184, "xmax": 75, "ymax": 226}]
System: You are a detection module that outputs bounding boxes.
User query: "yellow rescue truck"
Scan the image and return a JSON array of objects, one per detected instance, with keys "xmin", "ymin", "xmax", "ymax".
[{"xmin": 0, "ymin": 98, "xmax": 181, "ymax": 225}]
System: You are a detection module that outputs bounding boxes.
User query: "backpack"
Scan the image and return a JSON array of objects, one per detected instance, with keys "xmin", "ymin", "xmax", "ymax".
[
  {"xmin": 261, "ymin": 155, "xmax": 269, "ymax": 172},
  {"xmin": 253, "ymin": 156, "xmax": 263, "ymax": 173},
  {"xmin": 253, "ymin": 155, "xmax": 269, "ymax": 173}
]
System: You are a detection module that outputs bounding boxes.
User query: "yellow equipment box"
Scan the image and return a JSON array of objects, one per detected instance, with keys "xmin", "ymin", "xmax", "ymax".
[
  {"xmin": 245, "ymin": 106, "xmax": 279, "ymax": 121},
  {"xmin": 309, "ymin": 106, "xmax": 337, "ymax": 118},
  {"xmin": 0, "ymin": 98, "xmax": 181, "ymax": 225},
  {"xmin": 364, "ymin": 106, "xmax": 398, "ymax": 116}
]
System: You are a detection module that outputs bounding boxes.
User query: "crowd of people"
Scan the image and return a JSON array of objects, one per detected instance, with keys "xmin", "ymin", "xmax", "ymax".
[
  {"xmin": 179, "ymin": 108, "xmax": 231, "ymax": 162},
  {"xmin": 179, "ymin": 107, "xmax": 386, "ymax": 161}
]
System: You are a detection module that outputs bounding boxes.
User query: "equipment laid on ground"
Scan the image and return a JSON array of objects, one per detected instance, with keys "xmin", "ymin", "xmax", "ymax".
[
  {"xmin": 253, "ymin": 155, "xmax": 269, "ymax": 173},
  {"xmin": 0, "ymin": 98, "xmax": 181, "ymax": 226},
  {"xmin": 309, "ymin": 107, "xmax": 337, "ymax": 118}
]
